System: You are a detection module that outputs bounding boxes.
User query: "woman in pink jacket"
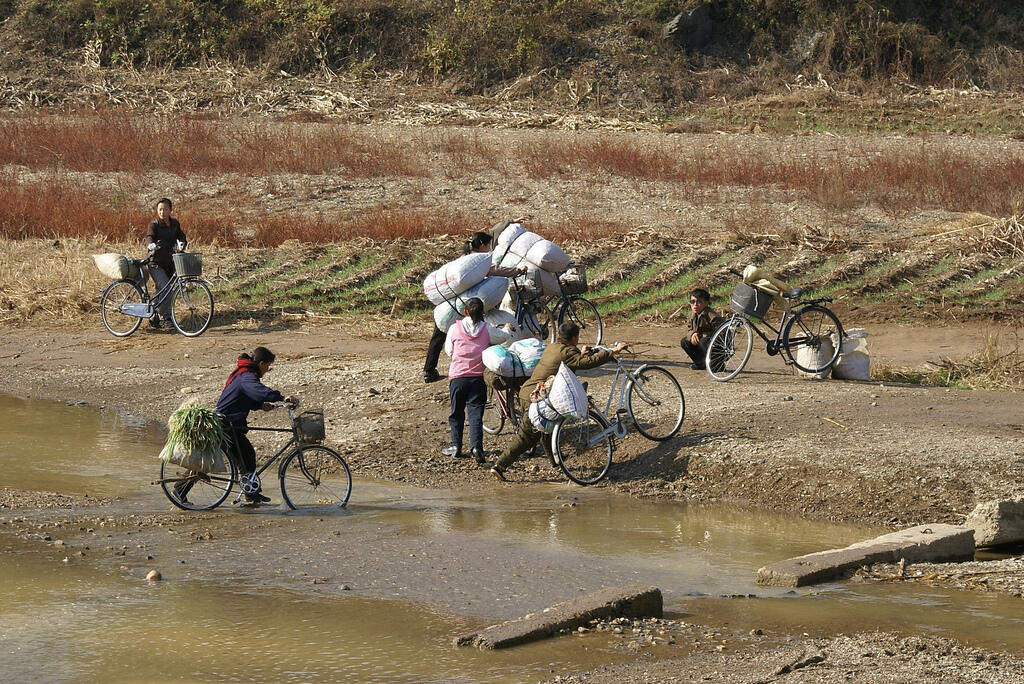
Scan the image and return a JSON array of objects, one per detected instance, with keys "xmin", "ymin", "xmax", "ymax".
[{"xmin": 443, "ymin": 297, "xmax": 490, "ymax": 464}]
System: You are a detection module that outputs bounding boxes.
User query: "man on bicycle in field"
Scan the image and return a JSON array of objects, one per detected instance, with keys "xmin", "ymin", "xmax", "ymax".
[
  {"xmin": 680, "ymin": 288, "xmax": 725, "ymax": 371},
  {"xmin": 489, "ymin": 322, "xmax": 628, "ymax": 481}
]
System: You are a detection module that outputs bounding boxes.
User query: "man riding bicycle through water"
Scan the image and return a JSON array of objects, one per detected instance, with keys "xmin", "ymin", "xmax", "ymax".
[{"xmin": 215, "ymin": 347, "xmax": 298, "ymax": 504}]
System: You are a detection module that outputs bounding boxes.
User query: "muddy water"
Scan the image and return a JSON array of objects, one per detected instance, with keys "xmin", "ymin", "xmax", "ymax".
[{"xmin": 4, "ymin": 394, "xmax": 1024, "ymax": 681}]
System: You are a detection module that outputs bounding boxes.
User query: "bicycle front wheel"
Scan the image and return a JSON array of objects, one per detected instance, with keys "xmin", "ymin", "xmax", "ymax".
[
  {"xmin": 552, "ymin": 409, "xmax": 614, "ymax": 486},
  {"xmin": 280, "ymin": 445, "xmax": 352, "ymax": 510},
  {"xmin": 171, "ymin": 279, "xmax": 214, "ymax": 337},
  {"xmin": 160, "ymin": 458, "xmax": 236, "ymax": 511},
  {"xmin": 783, "ymin": 305, "xmax": 843, "ymax": 373},
  {"xmin": 557, "ymin": 296, "xmax": 603, "ymax": 347},
  {"xmin": 627, "ymin": 365, "xmax": 685, "ymax": 441},
  {"xmin": 100, "ymin": 280, "xmax": 144, "ymax": 337},
  {"xmin": 706, "ymin": 315, "xmax": 753, "ymax": 382},
  {"xmin": 482, "ymin": 387, "xmax": 505, "ymax": 435}
]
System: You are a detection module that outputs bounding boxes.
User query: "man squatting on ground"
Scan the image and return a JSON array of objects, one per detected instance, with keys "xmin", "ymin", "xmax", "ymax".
[
  {"xmin": 422, "ymin": 230, "xmax": 526, "ymax": 383},
  {"xmin": 490, "ymin": 322, "xmax": 629, "ymax": 481},
  {"xmin": 679, "ymin": 288, "xmax": 725, "ymax": 371}
]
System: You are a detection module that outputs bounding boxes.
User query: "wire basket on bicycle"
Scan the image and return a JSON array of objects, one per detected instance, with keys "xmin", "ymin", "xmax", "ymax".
[
  {"xmin": 172, "ymin": 252, "xmax": 203, "ymax": 277},
  {"xmin": 294, "ymin": 409, "xmax": 326, "ymax": 444},
  {"xmin": 729, "ymin": 282, "xmax": 772, "ymax": 319}
]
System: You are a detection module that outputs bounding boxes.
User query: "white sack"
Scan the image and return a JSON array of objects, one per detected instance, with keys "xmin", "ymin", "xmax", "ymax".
[
  {"xmin": 795, "ymin": 337, "xmax": 836, "ymax": 380},
  {"xmin": 493, "ymin": 222, "xmax": 526, "ymax": 263},
  {"xmin": 431, "ymin": 276, "xmax": 510, "ymax": 328},
  {"xmin": 528, "ymin": 401, "xmax": 558, "ymax": 433},
  {"xmin": 524, "ymin": 239, "xmax": 571, "ymax": 274},
  {"xmin": 482, "ymin": 344, "xmax": 528, "ymax": 377},
  {"xmin": 423, "ymin": 252, "xmax": 492, "ymax": 305},
  {"xmin": 505, "ymin": 231, "xmax": 544, "ymax": 263},
  {"xmin": 158, "ymin": 443, "xmax": 228, "ymax": 474},
  {"xmin": 507, "ymin": 338, "xmax": 546, "ymax": 375},
  {"xmin": 545, "ymin": 363, "xmax": 589, "ymax": 419},
  {"xmin": 831, "ymin": 328, "xmax": 870, "ymax": 381},
  {"xmin": 92, "ymin": 253, "xmax": 131, "ymax": 280}
]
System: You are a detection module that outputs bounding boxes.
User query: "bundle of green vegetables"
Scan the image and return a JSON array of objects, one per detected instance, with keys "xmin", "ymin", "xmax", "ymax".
[{"xmin": 159, "ymin": 402, "xmax": 229, "ymax": 474}]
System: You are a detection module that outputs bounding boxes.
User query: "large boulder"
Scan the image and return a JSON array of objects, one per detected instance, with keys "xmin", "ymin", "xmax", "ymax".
[
  {"xmin": 662, "ymin": 3, "xmax": 713, "ymax": 50},
  {"xmin": 966, "ymin": 497, "xmax": 1024, "ymax": 547}
]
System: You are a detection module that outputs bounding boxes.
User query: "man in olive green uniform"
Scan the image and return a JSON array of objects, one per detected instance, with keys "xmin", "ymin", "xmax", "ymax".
[
  {"xmin": 490, "ymin": 322, "xmax": 629, "ymax": 481},
  {"xmin": 680, "ymin": 288, "xmax": 725, "ymax": 370}
]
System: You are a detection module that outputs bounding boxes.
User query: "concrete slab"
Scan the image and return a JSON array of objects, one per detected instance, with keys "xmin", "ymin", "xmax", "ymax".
[
  {"xmin": 966, "ymin": 497, "xmax": 1024, "ymax": 547},
  {"xmin": 454, "ymin": 586, "xmax": 662, "ymax": 650},
  {"xmin": 757, "ymin": 524, "xmax": 975, "ymax": 587}
]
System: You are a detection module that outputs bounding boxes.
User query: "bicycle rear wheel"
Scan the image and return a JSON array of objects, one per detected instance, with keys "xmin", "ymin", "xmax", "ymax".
[
  {"xmin": 783, "ymin": 305, "xmax": 843, "ymax": 373},
  {"xmin": 706, "ymin": 315, "xmax": 753, "ymax": 382},
  {"xmin": 627, "ymin": 365, "xmax": 685, "ymax": 441},
  {"xmin": 280, "ymin": 445, "xmax": 352, "ymax": 510},
  {"xmin": 557, "ymin": 296, "xmax": 603, "ymax": 347},
  {"xmin": 100, "ymin": 280, "xmax": 144, "ymax": 337},
  {"xmin": 160, "ymin": 458, "xmax": 236, "ymax": 511},
  {"xmin": 551, "ymin": 409, "xmax": 614, "ymax": 486},
  {"xmin": 483, "ymin": 387, "xmax": 505, "ymax": 435},
  {"xmin": 171, "ymin": 279, "xmax": 214, "ymax": 337}
]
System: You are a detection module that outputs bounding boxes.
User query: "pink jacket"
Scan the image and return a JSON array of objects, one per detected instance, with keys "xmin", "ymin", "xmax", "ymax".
[{"xmin": 445, "ymin": 319, "xmax": 491, "ymax": 379}]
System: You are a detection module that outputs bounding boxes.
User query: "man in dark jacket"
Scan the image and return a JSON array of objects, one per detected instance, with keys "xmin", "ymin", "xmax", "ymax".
[
  {"xmin": 214, "ymin": 347, "xmax": 295, "ymax": 504},
  {"xmin": 490, "ymin": 323, "xmax": 628, "ymax": 481},
  {"xmin": 680, "ymin": 288, "xmax": 725, "ymax": 370},
  {"xmin": 145, "ymin": 197, "xmax": 187, "ymax": 329}
]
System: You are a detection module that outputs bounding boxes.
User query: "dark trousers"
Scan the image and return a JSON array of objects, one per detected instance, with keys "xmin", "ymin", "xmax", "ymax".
[
  {"xmin": 424, "ymin": 325, "xmax": 447, "ymax": 375},
  {"xmin": 150, "ymin": 264, "xmax": 174, "ymax": 319},
  {"xmin": 448, "ymin": 376, "xmax": 486, "ymax": 454},
  {"xmin": 680, "ymin": 336, "xmax": 712, "ymax": 368},
  {"xmin": 495, "ymin": 413, "xmax": 552, "ymax": 471},
  {"xmin": 223, "ymin": 426, "xmax": 258, "ymax": 476}
]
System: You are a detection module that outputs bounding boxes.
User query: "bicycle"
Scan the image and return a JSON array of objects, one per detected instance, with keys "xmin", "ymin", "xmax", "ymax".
[
  {"xmin": 550, "ymin": 346, "xmax": 685, "ymax": 485},
  {"xmin": 509, "ymin": 264, "xmax": 603, "ymax": 347},
  {"xmin": 157, "ymin": 403, "xmax": 352, "ymax": 511},
  {"xmin": 482, "ymin": 377, "xmax": 528, "ymax": 436},
  {"xmin": 705, "ymin": 269, "xmax": 844, "ymax": 382},
  {"xmin": 100, "ymin": 251, "xmax": 214, "ymax": 338}
]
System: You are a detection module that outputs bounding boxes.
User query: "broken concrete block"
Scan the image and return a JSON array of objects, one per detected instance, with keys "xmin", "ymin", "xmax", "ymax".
[
  {"xmin": 757, "ymin": 524, "xmax": 975, "ymax": 587},
  {"xmin": 455, "ymin": 586, "xmax": 662, "ymax": 650},
  {"xmin": 966, "ymin": 497, "xmax": 1024, "ymax": 547}
]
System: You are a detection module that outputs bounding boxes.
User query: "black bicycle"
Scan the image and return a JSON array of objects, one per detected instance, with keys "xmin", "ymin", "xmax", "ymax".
[
  {"xmin": 100, "ymin": 251, "xmax": 213, "ymax": 337},
  {"xmin": 705, "ymin": 269, "xmax": 844, "ymax": 382},
  {"xmin": 158, "ymin": 404, "xmax": 352, "ymax": 511},
  {"xmin": 510, "ymin": 263, "xmax": 602, "ymax": 347}
]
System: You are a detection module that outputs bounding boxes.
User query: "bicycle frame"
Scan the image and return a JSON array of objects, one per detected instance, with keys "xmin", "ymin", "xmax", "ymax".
[
  {"xmin": 120, "ymin": 259, "xmax": 196, "ymax": 319},
  {"xmin": 739, "ymin": 296, "xmax": 834, "ymax": 355},
  {"xmin": 579, "ymin": 351, "xmax": 651, "ymax": 445}
]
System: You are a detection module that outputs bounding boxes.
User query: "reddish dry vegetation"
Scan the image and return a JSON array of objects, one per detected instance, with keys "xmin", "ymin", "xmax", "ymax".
[{"xmin": 2, "ymin": 115, "xmax": 1023, "ymax": 247}]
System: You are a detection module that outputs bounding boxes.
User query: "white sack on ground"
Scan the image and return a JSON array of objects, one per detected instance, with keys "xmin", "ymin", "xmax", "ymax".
[
  {"xmin": 424, "ymin": 252, "xmax": 492, "ymax": 305},
  {"xmin": 831, "ymin": 328, "xmax": 870, "ymax": 381},
  {"xmin": 796, "ymin": 337, "xmax": 836, "ymax": 380},
  {"xmin": 524, "ymin": 239, "xmax": 571, "ymax": 274}
]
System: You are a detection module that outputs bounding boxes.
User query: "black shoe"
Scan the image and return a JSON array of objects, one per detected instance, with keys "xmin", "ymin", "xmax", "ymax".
[
  {"xmin": 690, "ymin": 362, "xmax": 706, "ymax": 371},
  {"xmin": 148, "ymin": 316, "xmax": 162, "ymax": 329},
  {"xmin": 489, "ymin": 466, "xmax": 508, "ymax": 482},
  {"xmin": 246, "ymin": 492, "xmax": 272, "ymax": 504},
  {"xmin": 471, "ymin": 448, "xmax": 486, "ymax": 464},
  {"xmin": 442, "ymin": 445, "xmax": 462, "ymax": 458},
  {"xmin": 424, "ymin": 370, "xmax": 443, "ymax": 384}
]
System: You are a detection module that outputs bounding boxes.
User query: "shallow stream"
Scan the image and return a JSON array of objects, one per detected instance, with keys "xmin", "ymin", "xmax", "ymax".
[{"xmin": 2, "ymin": 394, "xmax": 1024, "ymax": 682}]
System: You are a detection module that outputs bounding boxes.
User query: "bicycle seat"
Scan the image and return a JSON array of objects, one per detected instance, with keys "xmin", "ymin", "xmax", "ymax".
[{"xmin": 784, "ymin": 288, "xmax": 803, "ymax": 299}]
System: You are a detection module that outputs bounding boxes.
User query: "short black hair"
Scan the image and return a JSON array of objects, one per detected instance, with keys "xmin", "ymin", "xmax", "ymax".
[
  {"xmin": 557, "ymin": 322, "xmax": 579, "ymax": 341},
  {"xmin": 157, "ymin": 197, "xmax": 173, "ymax": 210},
  {"xmin": 691, "ymin": 288, "xmax": 710, "ymax": 302},
  {"xmin": 251, "ymin": 346, "xmax": 275, "ymax": 364}
]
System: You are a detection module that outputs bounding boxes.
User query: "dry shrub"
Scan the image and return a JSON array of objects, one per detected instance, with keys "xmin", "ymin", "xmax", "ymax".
[
  {"xmin": 873, "ymin": 332, "xmax": 1023, "ymax": 391},
  {"xmin": 929, "ymin": 215, "xmax": 1024, "ymax": 259}
]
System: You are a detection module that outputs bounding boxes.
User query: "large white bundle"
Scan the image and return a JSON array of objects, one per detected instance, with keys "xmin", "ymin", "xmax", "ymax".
[
  {"xmin": 831, "ymin": 328, "xmax": 870, "ymax": 381},
  {"xmin": 795, "ymin": 337, "xmax": 836, "ymax": 380},
  {"xmin": 158, "ymin": 443, "xmax": 229, "ymax": 474},
  {"xmin": 545, "ymin": 363, "xmax": 589, "ymax": 419},
  {"xmin": 92, "ymin": 253, "xmax": 131, "ymax": 280},
  {"xmin": 509, "ymin": 338, "xmax": 546, "ymax": 374},
  {"xmin": 423, "ymin": 252, "xmax": 492, "ymax": 305},
  {"xmin": 528, "ymin": 400, "xmax": 558, "ymax": 433},
  {"xmin": 493, "ymin": 222, "xmax": 525, "ymax": 254},
  {"xmin": 482, "ymin": 344, "xmax": 527, "ymax": 377},
  {"xmin": 483, "ymin": 309, "xmax": 518, "ymax": 346},
  {"xmin": 500, "ymin": 231, "xmax": 544, "ymax": 266},
  {"xmin": 525, "ymin": 240, "xmax": 571, "ymax": 274},
  {"xmin": 431, "ymin": 276, "xmax": 510, "ymax": 329}
]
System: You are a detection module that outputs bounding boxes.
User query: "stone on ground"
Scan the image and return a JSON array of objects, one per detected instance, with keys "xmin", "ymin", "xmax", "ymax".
[{"xmin": 965, "ymin": 497, "xmax": 1024, "ymax": 547}]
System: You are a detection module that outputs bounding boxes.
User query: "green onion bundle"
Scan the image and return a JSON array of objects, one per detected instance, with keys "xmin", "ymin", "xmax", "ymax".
[{"xmin": 161, "ymin": 403, "xmax": 230, "ymax": 473}]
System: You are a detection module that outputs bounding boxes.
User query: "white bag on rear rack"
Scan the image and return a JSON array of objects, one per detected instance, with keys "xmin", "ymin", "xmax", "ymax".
[{"xmin": 524, "ymin": 240, "xmax": 570, "ymax": 274}]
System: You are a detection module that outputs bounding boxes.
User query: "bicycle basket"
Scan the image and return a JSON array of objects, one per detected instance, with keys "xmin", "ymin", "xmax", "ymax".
[
  {"xmin": 559, "ymin": 265, "xmax": 588, "ymax": 295},
  {"xmin": 294, "ymin": 410, "xmax": 326, "ymax": 444},
  {"xmin": 172, "ymin": 252, "xmax": 203, "ymax": 277},
  {"xmin": 730, "ymin": 282, "xmax": 772, "ymax": 319}
]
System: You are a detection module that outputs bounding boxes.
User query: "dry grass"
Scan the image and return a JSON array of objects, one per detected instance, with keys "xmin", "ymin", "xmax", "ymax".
[
  {"xmin": 0, "ymin": 238, "xmax": 110, "ymax": 325},
  {"xmin": 873, "ymin": 332, "xmax": 1024, "ymax": 390}
]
